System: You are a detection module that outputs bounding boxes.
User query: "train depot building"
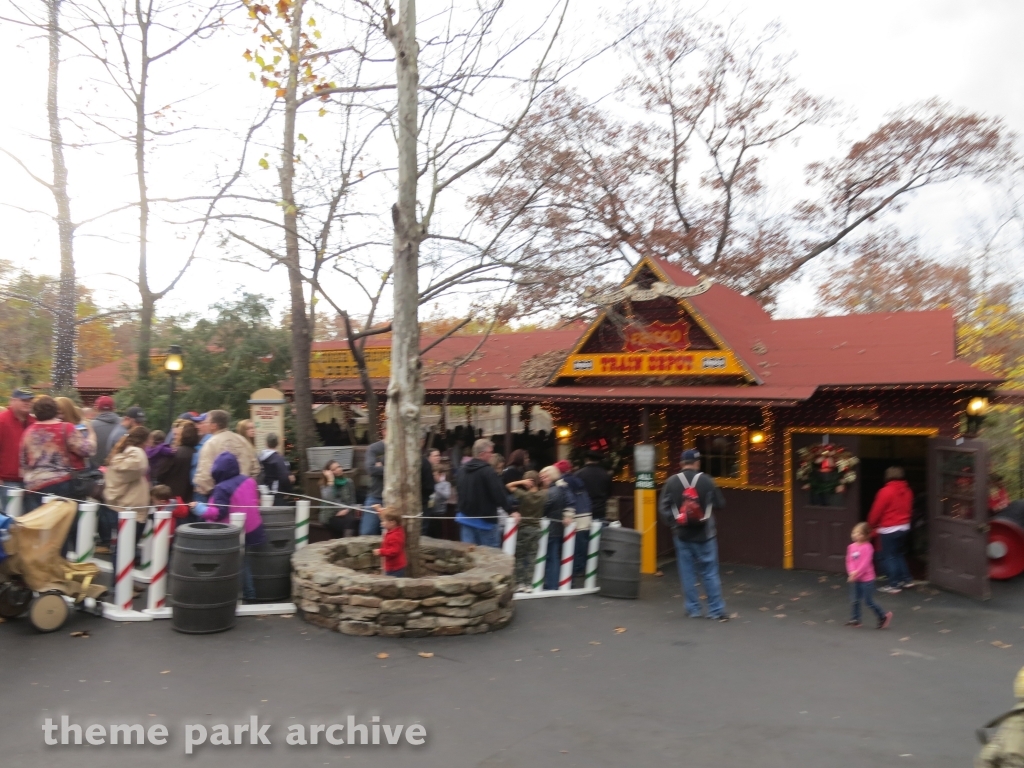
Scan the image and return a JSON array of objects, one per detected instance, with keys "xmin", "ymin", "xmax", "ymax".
[{"xmin": 75, "ymin": 256, "xmax": 1017, "ymax": 599}]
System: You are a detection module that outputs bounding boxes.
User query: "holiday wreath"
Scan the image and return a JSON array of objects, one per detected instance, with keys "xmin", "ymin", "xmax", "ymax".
[{"xmin": 796, "ymin": 443, "xmax": 859, "ymax": 495}]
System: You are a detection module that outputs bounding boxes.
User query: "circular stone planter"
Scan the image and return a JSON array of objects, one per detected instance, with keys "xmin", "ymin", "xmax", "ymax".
[{"xmin": 291, "ymin": 537, "xmax": 515, "ymax": 637}]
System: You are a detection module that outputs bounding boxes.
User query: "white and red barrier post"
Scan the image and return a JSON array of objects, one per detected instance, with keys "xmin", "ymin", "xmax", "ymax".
[
  {"xmin": 260, "ymin": 493, "xmax": 274, "ymax": 508},
  {"xmin": 531, "ymin": 518, "xmax": 550, "ymax": 591},
  {"xmin": 145, "ymin": 510, "xmax": 173, "ymax": 616},
  {"xmin": 502, "ymin": 515, "xmax": 518, "ymax": 557},
  {"xmin": 137, "ymin": 515, "xmax": 154, "ymax": 576},
  {"xmin": 4, "ymin": 486, "xmax": 24, "ymax": 518},
  {"xmin": 295, "ymin": 500, "xmax": 310, "ymax": 550},
  {"xmin": 113, "ymin": 510, "xmax": 137, "ymax": 611},
  {"xmin": 558, "ymin": 520, "xmax": 577, "ymax": 591},
  {"xmin": 229, "ymin": 511, "xmax": 246, "ymax": 547},
  {"xmin": 584, "ymin": 521, "xmax": 602, "ymax": 590},
  {"xmin": 73, "ymin": 501, "xmax": 98, "ymax": 563}
]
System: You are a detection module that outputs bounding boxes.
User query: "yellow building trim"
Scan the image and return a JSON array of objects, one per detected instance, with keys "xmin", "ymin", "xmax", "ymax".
[
  {"xmin": 683, "ymin": 425, "xmax": 749, "ymax": 488},
  {"xmin": 782, "ymin": 426, "xmax": 939, "ymax": 569}
]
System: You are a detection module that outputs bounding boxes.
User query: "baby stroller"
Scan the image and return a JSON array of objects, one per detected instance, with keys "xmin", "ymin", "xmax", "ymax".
[{"xmin": 0, "ymin": 499, "xmax": 107, "ymax": 632}]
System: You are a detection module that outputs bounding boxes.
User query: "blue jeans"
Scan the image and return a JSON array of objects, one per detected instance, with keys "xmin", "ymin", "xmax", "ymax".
[
  {"xmin": 543, "ymin": 521, "xmax": 565, "ymax": 591},
  {"xmin": 360, "ymin": 497, "xmax": 382, "ymax": 535},
  {"xmin": 459, "ymin": 523, "xmax": 500, "ymax": 548},
  {"xmin": 850, "ymin": 580, "xmax": 885, "ymax": 623},
  {"xmin": 573, "ymin": 529, "xmax": 590, "ymax": 576},
  {"xmin": 879, "ymin": 530, "xmax": 911, "ymax": 586},
  {"xmin": 673, "ymin": 536, "xmax": 727, "ymax": 618},
  {"xmin": 242, "ymin": 556, "xmax": 256, "ymax": 601}
]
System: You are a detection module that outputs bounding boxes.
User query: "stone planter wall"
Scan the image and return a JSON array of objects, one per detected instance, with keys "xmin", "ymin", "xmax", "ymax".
[{"xmin": 291, "ymin": 537, "xmax": 515, "ymax": 637}]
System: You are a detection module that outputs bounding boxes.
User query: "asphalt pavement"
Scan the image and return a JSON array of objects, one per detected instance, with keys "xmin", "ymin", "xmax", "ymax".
[{"xmin": 3, "ymin": 564, "xmax": 1023, "ymax": 768}]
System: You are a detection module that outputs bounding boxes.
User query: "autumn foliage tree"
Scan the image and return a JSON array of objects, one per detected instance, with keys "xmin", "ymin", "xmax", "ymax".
[{"xmin": 476, "ymin": 13, "xmax": 1017, "ymax": 308}]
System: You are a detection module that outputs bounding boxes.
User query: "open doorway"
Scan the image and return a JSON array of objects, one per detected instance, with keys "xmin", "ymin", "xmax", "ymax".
[{"xmin": 858, "ymin": 435, "xmax": 929, "ymax": 580}]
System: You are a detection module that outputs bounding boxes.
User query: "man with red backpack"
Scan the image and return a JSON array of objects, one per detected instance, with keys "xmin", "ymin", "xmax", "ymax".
[{"xmin": 658, "ymin": 449, "xmax": 728, "ymax": 621}]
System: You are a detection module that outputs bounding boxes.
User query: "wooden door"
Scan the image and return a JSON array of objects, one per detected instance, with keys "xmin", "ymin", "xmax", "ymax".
[
  {"xmin": 928, "ymin": 437, "xmax": 990, "ymax": 600},
  {"xmin": 792, "ymin": 434, "xmax": 861, "ymax": 573}
]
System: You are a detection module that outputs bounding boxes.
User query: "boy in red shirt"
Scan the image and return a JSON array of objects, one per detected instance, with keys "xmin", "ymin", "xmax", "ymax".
[{"xmin": 373, "ymin": 507, "xmax": 407, "ymax": 577}]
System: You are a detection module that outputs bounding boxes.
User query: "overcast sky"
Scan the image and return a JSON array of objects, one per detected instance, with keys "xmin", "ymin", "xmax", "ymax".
[{"xmin": 1, "ymin": 0, "xmax": 1022, "ymax": 322}]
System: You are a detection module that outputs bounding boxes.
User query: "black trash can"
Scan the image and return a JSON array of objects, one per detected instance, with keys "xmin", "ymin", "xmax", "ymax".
[
  {"xmin": 249, "ymin": 506, "xmax": 295, "ymax": 602},
  {"xmin": 171, "ymin": 522, "xmax": 241, "ymax": 634},
  {"xmin": 597, "ymin": 526, "xmax": 642, "ymax": 599}
]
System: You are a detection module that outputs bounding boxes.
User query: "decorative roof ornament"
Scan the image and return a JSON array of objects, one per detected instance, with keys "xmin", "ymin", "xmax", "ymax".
[{"xmin": 584, "ymin": 276, "xmax": 714, "ymax": 305}]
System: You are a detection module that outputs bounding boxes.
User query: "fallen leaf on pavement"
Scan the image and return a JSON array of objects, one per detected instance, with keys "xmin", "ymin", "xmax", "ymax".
[
  {"xmin": 418, "ymin": 652, "xmax": 434, "ymax": 658},
  {"xmin": 992, "ymin": 641, "xmax": 1012, "ymax": 649},
  {"xmin": 774, "ymin": 614, "xmax": 787, "ymax": 619},
  {"xmin": 376, "ymin": 652, "xmax": 389, "ymax": 659},
  {"xmin": 589, "ymin": 641, "xmax": 601, "ymax": 645},
  {"xmin": 70, "ymin": 631, "xmax": 89, "ymax": 638},
  {"xmin": 831, "ymin": 585, "xmax": 841, "ymax": 590},
  {"xmin": 803, "ymin": 621, "xmax": 816, "ymax": 625},
  {"xmin": 770, "ymin": 590, "xmax": 779, "ymax": 595},
  {"xmin": 613, "ymin": 627, "xmax": 627, "ymax": 634},
  {"xmin": 160, "ymin": 670, "xmax": 170, "ymax": 675},
  {"xmin": 654, "ymin": 570, "xmax": 663, "ymax": 577},
  {"xmin": 939, "ymin": 629, "xmax": 951, "ymax": 633},
  {"xmin": 818, "ymin": 576, "xmax": 828, "ymax": 583},
  {"xmin": 799, "ymin": 591, "xmax": 812, "ymax": 596},
  {"xmin": 912, "ymin": 606, "xmax": 920, "ymax": 611},
  {"xmin": 550, "ymin": 648, "xmax": 560, "ymax": 652},
  {"xmin": 900, "ymin": 637, "xmax": 910, "ymax": 642},
  {"xmin": 759, "ymin": 607, "xmax": 769, "ymax": 611}
]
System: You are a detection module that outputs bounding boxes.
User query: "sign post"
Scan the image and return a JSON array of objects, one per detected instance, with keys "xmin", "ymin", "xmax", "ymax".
[
  {"xmin": 248, "ymin": 388, "xmax": 286, "ymax": 454},
  {"xmin": 634, "ymin": 443, "xmax": 657, "ymax": 575}
]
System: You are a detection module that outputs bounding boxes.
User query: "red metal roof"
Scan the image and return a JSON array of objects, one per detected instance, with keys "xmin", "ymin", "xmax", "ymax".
[{"xmin": 647, "ymin": 257, "xmax": 1001, "ymax": 389}]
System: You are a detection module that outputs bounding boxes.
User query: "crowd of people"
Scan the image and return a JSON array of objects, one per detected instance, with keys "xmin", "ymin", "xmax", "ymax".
[
  {"xmin": 0, "ymin": 385, "xmax": 948, "ymax": 619},
  {"xmin": 315, "ymin": 430, "xmax": 615, "ymax": 592},
  {"xmin": 0, "ymin": 388, "xmax": 299, "ymax": 600}
]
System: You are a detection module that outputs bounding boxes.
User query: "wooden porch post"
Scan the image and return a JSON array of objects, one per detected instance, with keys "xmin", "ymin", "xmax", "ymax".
[{"xmin": 504, "ymin": 403, "xmax": 513, "ymax": 458}]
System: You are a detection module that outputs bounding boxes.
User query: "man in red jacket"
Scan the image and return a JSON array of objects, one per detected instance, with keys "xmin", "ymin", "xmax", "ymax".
[
  {"xmin": 868, "ymin": 466, "xmax": 914, "ymax": 593},
  {"xmin": 0, "ymin": 388, "xmax": 36, "ymax": 513}
]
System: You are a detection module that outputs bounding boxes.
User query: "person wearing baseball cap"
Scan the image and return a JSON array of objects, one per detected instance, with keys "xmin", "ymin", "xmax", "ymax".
[
  {"xmin": 658, "ymin": 448, "xmax": 729, "ymax": 622},
  {"xmin": 0, "ymin": 388, "xmax": 36, "ymax": 512},
  {"xmin": 90, "ymin": 396, "xmax": 120, "ymax": 469}
]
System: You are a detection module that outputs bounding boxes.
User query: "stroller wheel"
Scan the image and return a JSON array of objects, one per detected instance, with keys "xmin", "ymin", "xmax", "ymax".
[
  {"xmin": 0, "ymin": 582, "xmax": 33, "ymax": 618},
  {"xmin": 29, "ymin": 592, "xmax": 70, "ymax": 632}
]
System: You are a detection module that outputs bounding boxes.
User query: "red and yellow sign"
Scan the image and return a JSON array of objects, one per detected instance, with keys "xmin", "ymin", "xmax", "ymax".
[
  {"xmin": 624, "ymin": 320, "xmax": 690, "ymax": 352},
  {"xmin": 557, "ymin": 351, "xmax": 745, "ymax": 378}
]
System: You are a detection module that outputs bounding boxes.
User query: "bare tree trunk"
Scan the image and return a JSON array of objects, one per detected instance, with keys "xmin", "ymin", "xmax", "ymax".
[
  {"xmin": 134, "ymin": 3, "xmax": 153, "ymax": 380},
  {"xmin": 46, "ymin": 0, "xmax": 76, "ymax": 392},
  {"xmin": 281, "ymin": 0, "xmax": 316, "ymax": 473},
  {"xmin": 384, "ymin": 0, "xmax": 423, "ymax": 575}
]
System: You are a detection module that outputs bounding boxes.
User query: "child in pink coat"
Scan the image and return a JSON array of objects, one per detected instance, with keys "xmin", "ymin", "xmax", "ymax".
[{"xmin": 846, "ymin": 522, "xmax": 892, "ymax": 629}]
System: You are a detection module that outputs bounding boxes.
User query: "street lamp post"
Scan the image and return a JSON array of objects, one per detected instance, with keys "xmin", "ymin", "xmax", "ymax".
[{"xmin": 164, "ymin": 345, "xmax": 183, "ymax": 431}]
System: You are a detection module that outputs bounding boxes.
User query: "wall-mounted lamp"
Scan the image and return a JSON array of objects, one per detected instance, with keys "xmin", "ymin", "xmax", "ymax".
[
  {"xmin": 555, "ymin": 426, "xmax": 572, "ymax": 440},
  {"xmin": 749, "ymin": 430, "xmax": 767, "ymax": 449},
  {"xmin": 965, "ymin": 396, "xmax": 990, "ymax": 437}
]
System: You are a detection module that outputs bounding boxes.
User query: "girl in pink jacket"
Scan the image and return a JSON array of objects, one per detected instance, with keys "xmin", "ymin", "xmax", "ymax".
[{"xmin": 846, "ymin": 522, "xmax": 892, "ymax": 629}]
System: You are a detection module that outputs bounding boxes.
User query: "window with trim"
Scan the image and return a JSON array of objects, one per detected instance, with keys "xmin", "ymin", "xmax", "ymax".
[{"xmin": 683, "ymin": 426, "xmax": 748, "ymax": 487}]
